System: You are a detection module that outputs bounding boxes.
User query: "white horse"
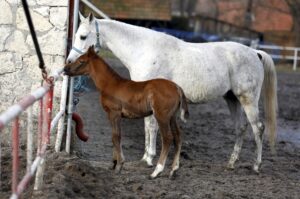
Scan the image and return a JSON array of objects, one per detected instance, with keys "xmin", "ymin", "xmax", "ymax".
[{"xmin": 67, "ymin": 14, "xmax": 277, "ymax": 173}]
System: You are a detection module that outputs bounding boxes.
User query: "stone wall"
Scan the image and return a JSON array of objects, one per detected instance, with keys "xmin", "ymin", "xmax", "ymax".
[
  {"xmin": 0, "ymin": 0, "xmax": 68, "ymax": 139},
  {"xmin": 0, "ymin": 0, "xmax": 68, "ymax": 111}
]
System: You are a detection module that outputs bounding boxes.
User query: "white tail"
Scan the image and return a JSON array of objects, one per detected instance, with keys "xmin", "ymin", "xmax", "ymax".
[{"xmin": 256, "ymin": 50, "xmax": 278, "ymax": 154}]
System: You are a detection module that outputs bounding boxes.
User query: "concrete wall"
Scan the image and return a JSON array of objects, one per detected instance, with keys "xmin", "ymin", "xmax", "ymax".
[{"xmin": 0, "ymin": 0, "xmax": 68, "ymax": 139}]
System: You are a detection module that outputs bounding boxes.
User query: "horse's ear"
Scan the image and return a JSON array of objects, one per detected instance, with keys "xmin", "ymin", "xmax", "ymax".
[
  {"xmin": 79, "ymin": 12, "xmax": 85, "ymax": 22},
  {"xmin": 88, "ymin": 13, "xmax": 94, "ymax": 23}
]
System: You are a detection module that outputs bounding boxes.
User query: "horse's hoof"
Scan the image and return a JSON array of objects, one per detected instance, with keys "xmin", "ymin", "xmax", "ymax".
[
  {"xmin": 138, "ymin": 159, "xmax": 153, "ymax": 168},
  {"xmin": 145, "ymin": 159, "xmax": 154, "ymax": 167},
  {"xmin": 145, "ymin": 155, "xmax": 155, "ymax": 167},
  {"xmin": 226, "ymin": 163, "xmax": 235, "ymax": 170},
  {"xmin": 140, "ymin": 157, "xmax": 147, "ymax": 163},
  {"xmin": 147, "ymin": 163, "xmax": 154, "ymax": 168},
  {"xmin": 253, "ymin": 163, "xmax": 261, "ymax": 174}
]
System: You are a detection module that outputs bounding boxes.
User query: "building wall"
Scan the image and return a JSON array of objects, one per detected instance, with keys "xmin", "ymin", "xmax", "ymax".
[
  {"xmin": 172, "ymin": 0, "xmax": 295, "ymax": 45},
  {"xmin": 0, "ymin": 0, "xmax": 68, "ymax": 139},
  {"xmin": 217, "ymin": 0, "xmax": 292, "ymax": 32},
  {"xmin": 83, "ymin": 0, "xmax": 171, "ymax": 21}
]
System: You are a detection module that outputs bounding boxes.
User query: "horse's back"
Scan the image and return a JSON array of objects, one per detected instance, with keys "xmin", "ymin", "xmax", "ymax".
[{"xmin": 99, "ymin": 20, "xmax": 263, "ymax": 102}]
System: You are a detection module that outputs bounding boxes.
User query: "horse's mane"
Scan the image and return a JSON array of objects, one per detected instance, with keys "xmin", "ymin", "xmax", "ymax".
[{"xmin": 98, "ymin": 19, "xmax": 179, "ymax": 43}]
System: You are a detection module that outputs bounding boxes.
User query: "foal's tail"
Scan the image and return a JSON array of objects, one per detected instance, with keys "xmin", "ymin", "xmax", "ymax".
[
  {"xmin": 178, "ymin": 87, "xmax": 189, "ymax": 123},
  {"xmin": 256, "ymin": 50, "xmax": 278, "ymax": 154}
]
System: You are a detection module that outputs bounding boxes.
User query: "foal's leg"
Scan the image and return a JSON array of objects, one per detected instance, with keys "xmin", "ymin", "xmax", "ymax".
[
  {"xmin": 239, "ymin": 97, "xmax": 264, "ymax": 173},
  {"xmin": 150, "ymin": 121, "xmax": 173, "ymax": 179},
  {"xmin": 142, "ymin": 115, "xmax": 159, "ymax": 166},
  {"xmin": 108, "ymin": 112, "xmax": 124, "ymax": 173},
  {"xmin": 224, "ymin": 93, "xmax": 248, "ymax": 169},
  {"xmin": 169, "ymin": 116, "xmax": 182, "ymax": 178}
]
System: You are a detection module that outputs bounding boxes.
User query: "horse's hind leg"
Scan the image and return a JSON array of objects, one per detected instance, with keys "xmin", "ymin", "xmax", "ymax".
[
  {"xmin": 141, "ymin": 117, "xmax": 150, "ymax": 162},
  {"xmin": 150, "ymin": 120, "xmax": 173, "ymax": 179},
  {"xmin": 239, "ymin": 96, "xmax": 264, "ymax": 173},
  {"xmin": 169, "ymin": 116, "xmax": 182, "ymax": 178},
  {"xmin": 142, "ymin": 115, "xmax": 159, "ymax": 167},
  {"xmin": 224, "ymin": 91, "xmax": 248, "ymax": 169}
]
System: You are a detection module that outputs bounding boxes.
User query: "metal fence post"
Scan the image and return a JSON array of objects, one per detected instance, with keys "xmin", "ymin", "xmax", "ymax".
[
  {"xmin": 55, "ymin": 76, "xmax": 69, "ymax": 152},
  {"xmin": 34, "ymin": 85, "xmax": 54, "ymax": 190},
  {"xmin": 66, "ymin": 77, "xmax": 74, "ymax": 153},
  {"xmin": 293, "ymin": 49, "xmax": 298, "ymax": 71},
  {"xmin": 12, "ymin": 117, "xmax": 20, "ymax": 197},
  {"xmin": 26, "ymin": 107, "xmax": 33, "ymax": 172}
]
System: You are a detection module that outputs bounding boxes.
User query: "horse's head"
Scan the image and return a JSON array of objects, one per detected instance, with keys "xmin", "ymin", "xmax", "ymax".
[
  {"xmin": 67, "ymin": 13, "xmax": 101, "ymax": 63},
  {"xmin": 64, "ymin": 46, "xmax": 97, "ymax": 76}
]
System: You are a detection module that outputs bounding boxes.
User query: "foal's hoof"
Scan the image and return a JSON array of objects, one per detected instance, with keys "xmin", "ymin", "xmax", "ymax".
[
  {"xmin": 169, "ymin": 170, "xmax": 177, "ymax": 180},
  {"xmin": 114, "ymin": 164, "xmax": 123, "ymax": 174},
  {"xmin": 110, "ymin": 160, "xmax": 117, "ymax": 170},
  {"xmin": 149, "ymin": 174, "xmax": 157, "ymax": 180},
  {"xmin": 149, "ymin": 172, "xmax": 161, "ymax": 180}
]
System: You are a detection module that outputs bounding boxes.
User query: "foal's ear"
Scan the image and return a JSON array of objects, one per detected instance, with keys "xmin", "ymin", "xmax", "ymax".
[{"xmin": 87, "ymin": 46, "xmax": 95, "ymax": 56}]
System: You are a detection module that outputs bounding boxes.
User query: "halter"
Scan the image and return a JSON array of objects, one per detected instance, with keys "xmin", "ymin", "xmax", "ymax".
[
  {"xmin": 94, "ymin": 21, "xmax": 101, "ymax": 51},
  {"xmin": 71, "ymin": 21, "xmax": 101, "ymax": 55}
]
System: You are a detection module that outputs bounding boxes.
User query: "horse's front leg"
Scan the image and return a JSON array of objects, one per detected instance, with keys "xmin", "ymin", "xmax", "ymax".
[
  {"xmin": 109, "ymin": 112, "xmax": 124, "ymax": 173},
  {"xmin": 141, "ymin": 115, "xmax": 158, "ymax": 166}
]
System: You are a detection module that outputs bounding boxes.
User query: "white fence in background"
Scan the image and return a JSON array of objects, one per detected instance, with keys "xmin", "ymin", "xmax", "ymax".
[{"xmin": 256, "ymin": 44, "xmax": 300, "ymax": 71}]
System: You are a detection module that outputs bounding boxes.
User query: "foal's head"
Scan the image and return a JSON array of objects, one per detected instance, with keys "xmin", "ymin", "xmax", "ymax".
[{"xmin": 64, "ymin": 46, "xmax": 97, "ymax": 76}]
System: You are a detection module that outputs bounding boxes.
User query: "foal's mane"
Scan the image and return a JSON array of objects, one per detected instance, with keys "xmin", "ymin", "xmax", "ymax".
[{"xmin": 93, "ymin": 52, "xmax": 127, "ymax": 82}]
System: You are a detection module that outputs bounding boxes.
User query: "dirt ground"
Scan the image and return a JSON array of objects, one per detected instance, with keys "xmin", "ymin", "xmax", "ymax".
[{"xmin": 1, "ymin": 58, "xmax": 300, "ymax": 199}]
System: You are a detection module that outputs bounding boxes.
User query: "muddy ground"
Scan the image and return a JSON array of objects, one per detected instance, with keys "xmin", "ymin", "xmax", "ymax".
[{"xmin": 1, "ymin": 58, "xmax": 300, "ymax": 199}]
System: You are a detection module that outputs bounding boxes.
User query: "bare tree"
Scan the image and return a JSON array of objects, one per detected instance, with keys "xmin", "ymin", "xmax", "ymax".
[
  {"xmin": 178, "ymin": 0, "xmax": 197, "ymax": 17},
  {"xmin": 245, "ymin": 0, "xmax": 253, "ymax": 27},
  {"xmin": 285, "ymin": 0, "xmax": 300, "ymax": 46}
]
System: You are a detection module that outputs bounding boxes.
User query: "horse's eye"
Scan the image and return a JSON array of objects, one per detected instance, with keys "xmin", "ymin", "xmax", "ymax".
[
  {"xmin": 80, "ymin": 35, "xmax": 87, "ymax": 40},
  {"xmin": 79, "ymin": 60, "xmax": 84, "ymax": 64}
]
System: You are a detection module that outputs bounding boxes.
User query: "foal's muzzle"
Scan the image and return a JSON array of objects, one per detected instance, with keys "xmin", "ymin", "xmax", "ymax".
[{"xmin": 63, "ymin": 67, "xmax": 71, "ymax": 75}]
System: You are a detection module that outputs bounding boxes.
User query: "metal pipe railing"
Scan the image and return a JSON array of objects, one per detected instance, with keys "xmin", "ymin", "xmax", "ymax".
[
  {"xmin": 6, "ymin": 72, "xmax": 58, "ymax": 199},
  {"xmin": 66, "ymin": 77, "xmax": 75, "ymax": 153},
  {"xmin": 0, "ymin": 69, "xmax": 63, "ymax": 131},
  {"xmin": 54, "ymin": 76, "xmax": 69, "ymax": 152},
  {"xmin": 0, "ymin": 66, "xmax": 85, "ymax": 198},
  {"xmin": 80, "ymin": 0, "xmax": 110, "ymax": 19},
  {"xmin": 64, "ymin": 0, "xmax": 79, "ymax": 154},
  {"xmin": 1, "ymin": 0, "xmax": 110, "ymax": 197}
]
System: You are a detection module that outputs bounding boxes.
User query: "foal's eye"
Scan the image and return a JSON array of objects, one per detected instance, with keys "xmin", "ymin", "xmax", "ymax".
[
  {"xmin": 79, "ymin": 60, "xmax": 84, "ymax": 64},
  {"xmin": 80, "ymin": 35, "xmax": 87, "ymax": 40}
]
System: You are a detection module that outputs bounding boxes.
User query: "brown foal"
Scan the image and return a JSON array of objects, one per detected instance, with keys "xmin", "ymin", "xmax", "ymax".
[{"xmin": 64, "ymin": 47, "xmax": 189, "ymax": 178}]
